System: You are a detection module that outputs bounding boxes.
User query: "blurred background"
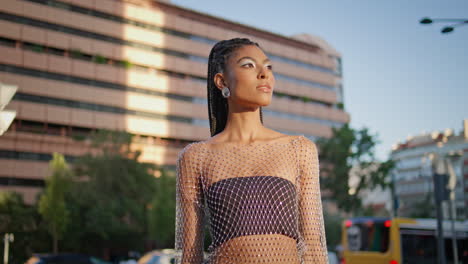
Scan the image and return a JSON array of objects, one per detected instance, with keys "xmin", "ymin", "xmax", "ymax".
[{"xmin": 0, "ymin": 0, "xmax": 466, "ymax": 263}]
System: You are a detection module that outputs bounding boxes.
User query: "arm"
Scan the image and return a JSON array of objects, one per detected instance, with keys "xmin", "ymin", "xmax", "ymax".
[
  {"xmin": 175, "ymin": 144, "xmax": 205, "ymax": 264},
  {"xmin": 296, "ymin": 136, "xmax": 328, "ymax": 263}
]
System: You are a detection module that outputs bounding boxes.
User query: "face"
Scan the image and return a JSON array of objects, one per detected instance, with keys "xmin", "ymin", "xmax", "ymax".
[{"xmin": 215, "ymin": 45, "xmax": 275, "ymax": 110}]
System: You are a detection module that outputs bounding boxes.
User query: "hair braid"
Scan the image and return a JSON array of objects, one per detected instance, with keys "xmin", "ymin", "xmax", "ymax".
[{"xmin": 207, "ymin": 38, "xmax": 264, "ymax": 136}]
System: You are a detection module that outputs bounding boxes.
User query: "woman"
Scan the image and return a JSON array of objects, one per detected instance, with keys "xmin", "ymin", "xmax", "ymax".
[{"xmin": 175, "ymin": 38, "xmax": 328, "ymax": 264}]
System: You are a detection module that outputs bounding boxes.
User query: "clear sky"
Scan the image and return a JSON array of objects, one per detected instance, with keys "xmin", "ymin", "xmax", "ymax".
[{"xmin": 171, "ymin": 0, "xmax": 468, "ymax": 161}]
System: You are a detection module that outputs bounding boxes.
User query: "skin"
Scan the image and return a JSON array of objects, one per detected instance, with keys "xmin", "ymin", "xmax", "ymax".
[{"xmin": 209, "ymin": 45, "xmax": 288, "ymax": 144}]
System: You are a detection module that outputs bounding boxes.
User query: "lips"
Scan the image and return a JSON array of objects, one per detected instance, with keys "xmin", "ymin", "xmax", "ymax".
[{"xmin": 256, "ymin": 84, "xmax": 272, "ymax": 92}]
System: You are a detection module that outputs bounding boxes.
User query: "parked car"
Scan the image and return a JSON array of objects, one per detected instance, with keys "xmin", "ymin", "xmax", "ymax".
[
  {"xmin": 25, "ymin": 253, "xmax": 112, "ymax": 264},
  {"xmin": 137, "ymin": 249, "xmax": 175, "ymax": 264},
  {"xmin": 328, "ymin": 251, "xmax": 339, "ymax": 264}
]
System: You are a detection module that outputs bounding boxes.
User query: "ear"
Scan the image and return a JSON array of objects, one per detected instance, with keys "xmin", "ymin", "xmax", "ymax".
[{"xmin": 214, "ymin": 72, "xmax": 227, "ymax": 91}]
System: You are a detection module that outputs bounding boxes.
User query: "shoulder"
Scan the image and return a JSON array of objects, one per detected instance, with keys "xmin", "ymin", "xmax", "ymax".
[
  {"xmin": 293, "ymin": 135, "xmax": 318, "ymax": 152},
  {"xmin": 177, "ymin": 141, "xmax": 205, "ymax": 163}
]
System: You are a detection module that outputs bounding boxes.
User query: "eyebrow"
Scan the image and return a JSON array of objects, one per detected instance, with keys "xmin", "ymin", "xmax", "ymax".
[{"xmin": 236, "ymin": 56, "xmax": 271, "ymax": 64}]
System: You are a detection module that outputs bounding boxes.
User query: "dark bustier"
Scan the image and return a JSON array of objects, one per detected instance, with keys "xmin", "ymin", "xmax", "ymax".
[{"xmin": 206, "ymin": 176, "xmax": 299, "ymax": 249}]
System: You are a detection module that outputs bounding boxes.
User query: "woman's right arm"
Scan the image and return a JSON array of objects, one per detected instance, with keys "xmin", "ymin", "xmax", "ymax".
[{"xmin": 175, "ymin": 144, "xmax": 205, "ymax": 264}]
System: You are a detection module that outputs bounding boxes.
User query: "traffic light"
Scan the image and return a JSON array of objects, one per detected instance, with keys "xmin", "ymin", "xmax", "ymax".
[
  {"xmin": 0, "ymin": 82, "xmax": 17, "ymax": 135},
  {"xmin": 433, "ymin": 173, "xmax": 449, "ymax": 202},
  {"xmin": 432, "ymin": 154, "xmax": 457, "ymax": 202}
]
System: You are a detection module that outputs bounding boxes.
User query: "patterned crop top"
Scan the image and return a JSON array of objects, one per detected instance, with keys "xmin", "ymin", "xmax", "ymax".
[{"xmin": 174, "ymin": 135, "xmax": 328, "ymax": 264}]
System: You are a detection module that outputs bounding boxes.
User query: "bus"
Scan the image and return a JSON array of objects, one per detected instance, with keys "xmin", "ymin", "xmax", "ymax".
[{"xmin": 341, "ymin": 217, "xmax": 468, "ymax": 264}]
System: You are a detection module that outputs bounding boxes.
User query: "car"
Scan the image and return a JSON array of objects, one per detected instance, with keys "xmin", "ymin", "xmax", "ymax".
[
  {"xmin": 137, "ymin": 249, "xmax": 175, "ymax": 264},
  {"xmin": 24, "ymin": 253, "xmax": 112, "ymax": 264},
  {"xmin": 328, "ymin": 251, "xmax": 339, "ymax": 264}
]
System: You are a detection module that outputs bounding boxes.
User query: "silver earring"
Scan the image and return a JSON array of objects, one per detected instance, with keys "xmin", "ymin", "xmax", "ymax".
[{"xmin": 221, "ymin": 87, "xmax": 231, "ymax": 98}]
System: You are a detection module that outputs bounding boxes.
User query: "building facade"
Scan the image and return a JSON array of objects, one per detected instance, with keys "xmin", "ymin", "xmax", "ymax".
[
  {"xmin": 0, "ymin": 0, "xmax": 349, "ymax": 203},
  {"xmin": 390, "ymin": 120, "xmax": 468, "ymax": 220},
  {"xmin": 349, "ymin": 164, "xmax": 392, "ymax": 216}
]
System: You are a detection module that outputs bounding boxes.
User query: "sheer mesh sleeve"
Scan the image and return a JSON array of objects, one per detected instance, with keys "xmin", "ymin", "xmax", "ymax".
[
  {"xmin": 175, "ymin": 144, "xmax": 205, "ymax": 264},
  {"xmin": 296, "ymin": 136, "xmax": 328, "ymax": 263}
]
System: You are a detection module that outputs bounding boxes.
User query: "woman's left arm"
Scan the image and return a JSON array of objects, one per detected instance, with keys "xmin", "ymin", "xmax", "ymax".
[{"xmin": 296, "ymin": 136, "xmax": 328, "ymax": 263}]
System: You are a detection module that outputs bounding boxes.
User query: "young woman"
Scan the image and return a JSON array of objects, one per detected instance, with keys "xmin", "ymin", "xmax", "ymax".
[{"xmin": 175, "ymin": 38, "xmax": 328, "ymax": 264}]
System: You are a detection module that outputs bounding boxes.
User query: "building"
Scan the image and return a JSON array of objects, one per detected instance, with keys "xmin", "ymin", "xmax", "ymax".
[
  {"xmin": 390, "ymin": 120, "xmax": 468, "ymax": 219},
  {"xmin": 349, "ymin": 164, "xmax": 392, "ymax": 216},
  {"xmin": 0, "ymin": 0, "xmax": 349, "ymax": 203}
]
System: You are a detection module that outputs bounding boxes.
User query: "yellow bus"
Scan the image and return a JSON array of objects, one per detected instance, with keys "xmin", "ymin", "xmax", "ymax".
[{"xmin": 341, "ymin": 217, "xmax": 468, "ymax": 264}]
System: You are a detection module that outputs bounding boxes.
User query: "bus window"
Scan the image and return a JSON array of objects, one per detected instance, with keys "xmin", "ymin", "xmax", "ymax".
[
  {"xmin": 400, "ymin": 228, "xmax": 468, "ymax": 264},
  {"xmin": 400, "ymin": 229, "xmax": 437, "ymax": 264},
  {"xmin": 444, "ymin": 236, "xmax": 468, "ymax": 264},
  {"xmin": 346, "ymin": 221, "xmax": 390, "ymax": 252}
]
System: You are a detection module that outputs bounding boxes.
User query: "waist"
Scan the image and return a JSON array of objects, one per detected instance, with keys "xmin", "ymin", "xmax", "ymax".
[{"xmin": 207, "ymin": 234, "xmax": 301, "ymax": 264}]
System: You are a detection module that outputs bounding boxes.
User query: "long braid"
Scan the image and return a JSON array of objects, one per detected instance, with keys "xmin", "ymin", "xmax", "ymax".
[{"xmin": 207, "ymin": 38, "xmax": 264, "ymax": 136}]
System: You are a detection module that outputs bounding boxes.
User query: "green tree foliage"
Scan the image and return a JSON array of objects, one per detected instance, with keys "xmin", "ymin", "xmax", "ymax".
[
  {"xmin": 323, "ymin": 210, "xmax": 344, "ymax": 251},
  {"xmin": 0, "ymin": 192, "xmax": 49, "ymax": 263},
  {"xmin": 68, "ymin": 129, "xmax": 157, "ymax": 256},
  {"xmin": 38, "ymin": 153, "xmax": 72, "ymax": 254},
  {"xmin": 317, "ymin": 124, "xmax": 395, "ymax": 214},
  {"xmin": 149, "ymin": 169, "xmax": 176, "ymax": 248}
]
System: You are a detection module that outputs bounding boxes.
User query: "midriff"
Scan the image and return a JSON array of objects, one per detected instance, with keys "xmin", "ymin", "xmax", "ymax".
[{"xmin": 209, "ymin": 234, "xmax": 301, "ymax": 264}]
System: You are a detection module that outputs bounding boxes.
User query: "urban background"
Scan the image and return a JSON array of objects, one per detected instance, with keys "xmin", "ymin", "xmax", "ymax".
[{"xmin": 0, "ymin": 0, "xmax": 467, "ymax": 263}]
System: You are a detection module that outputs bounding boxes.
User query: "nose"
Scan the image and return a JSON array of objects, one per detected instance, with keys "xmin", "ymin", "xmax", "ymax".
[{"xmin": 258, "ymin": 67, "xmax": 268, "ymax": 79}]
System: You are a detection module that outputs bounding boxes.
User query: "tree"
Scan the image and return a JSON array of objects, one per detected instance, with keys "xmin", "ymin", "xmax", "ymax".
[
  {"xmin": 0, "ymin": 191, "xmax": 48, "ymax": 263},
  {"xmin": 317, "ymin": 124, "xmax": 395, "ymax": 214},
  {"xmin": 38, "ymin": 153, "xmax": 72, "ymax": 254},
  {"xmin": 149, "ymin": 168, "xmax": 176, "ymax": 248},
  {"xmin": 323, "ymin": 210, "xmax": 344, "ymax": 251},
  {"xmin": 69, "ymin": 129, "xmax": 157, "ymax": 257}
]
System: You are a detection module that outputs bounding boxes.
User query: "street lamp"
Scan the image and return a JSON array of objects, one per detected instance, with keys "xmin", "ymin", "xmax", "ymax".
[
  {"xmin": 420, "ymin": 17, "xmax": 468, "ymax": 34},
  {"xmin": 3, "ymin": 233, "xmax": 14, "ymax": 264}
]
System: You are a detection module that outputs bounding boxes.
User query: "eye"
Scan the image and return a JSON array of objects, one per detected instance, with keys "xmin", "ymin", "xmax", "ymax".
[
  {"xmin": 242, "ymin": 62, "xmax": 255, "ymax": 68},
  {"xmin": 266, "ymin": 64, "xmax": 273, "ymax": 70}
]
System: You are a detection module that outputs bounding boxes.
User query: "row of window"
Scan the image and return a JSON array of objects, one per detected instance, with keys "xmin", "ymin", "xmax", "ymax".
[
  {"xmin": 275, "ymin": 74, "xmax": 336, "ymax": 91},
  {"xmin": 192, "ymin": 98, "xmax": 343, "ymax": 126},
  {"xmin": 0, "ymin": 9, "xmax": 337, "ymax": 91},
  {"xmin": 263, "ymin": 109, "xmax": 344, "ymax": 128},
  {"xmin": 0, "ymin": 149, "xmax": 75, "ymax": 163},
  {"xmin": 0, "ymin": 63, "xmax": 194, "ymax": 102},
  {"xmin": 10, "ymin": 119, "xmax": 194, "ymax": 148},
  {"xmin": 395, "ymin": 155, "xmax": 428, "ymax": 170},
  {"xmin": 6, "ymin": 36, "xmax": 337, "ymax": 108},
  {"xmin": 0, "ymin": 34, "xmax": 335, "ymax": 108},
  {"xmin": 14, "ymin": 92, "xmax": 201, "ymax": 124},
  {"xmin": 394, "ymin": 169, "xmax": 426, "ymax": 181},
  {"xmin": 1, "ymin": 64, "xmax": 342, "ymax": 129},
  {"xmin": 24, "ymin": 0, "xmax": 339, "ymax": 75},
  {"xmin": 0, "ymin": 176, "xmax": 44, "ymax": 187},
  {"xmin": 193, "ymin": 91, "xmax": 332, "ymax": 108},
  {"xmin": 13, "ymin": 90, "xmax": 342, "ymax": 132},
  {"xmin": 396, "ymin": 180, "xmax": 433, "ymax": 195},
  {"xmin": 11, "ymin": 119, "xmax": 323, "ymax": 155}
]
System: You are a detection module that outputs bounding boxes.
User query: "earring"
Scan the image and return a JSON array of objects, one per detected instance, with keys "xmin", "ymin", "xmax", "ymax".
[{"xmin": 221, "ymin": 87, "xmax": 231, "ymax": 98}]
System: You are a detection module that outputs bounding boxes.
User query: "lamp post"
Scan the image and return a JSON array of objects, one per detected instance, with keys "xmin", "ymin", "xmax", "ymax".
[
  {"xmin": 432, "ymin": 153, "xmax": 447, "ymax": 264},
  {"xmin": 420, "ymin": 17, "xmax": 468, "ymax": 34},
  {"xmin": 3, "ymin": 233, "xmax": 14, "ymax": 264}
]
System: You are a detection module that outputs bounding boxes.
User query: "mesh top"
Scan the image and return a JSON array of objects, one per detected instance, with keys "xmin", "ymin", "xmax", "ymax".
[{"xmin": 175, "ymin": 135, "xmax": 328, "ymax": 264}]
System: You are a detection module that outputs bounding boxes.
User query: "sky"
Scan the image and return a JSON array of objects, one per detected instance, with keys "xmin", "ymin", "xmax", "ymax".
[{"xmin": 171, "ymin": 0, "xmax": 468, "ymax": 161}]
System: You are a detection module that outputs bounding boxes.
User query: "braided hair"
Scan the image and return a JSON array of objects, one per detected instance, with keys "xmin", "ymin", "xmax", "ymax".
[{"xmin": 207, "ymin": 38, "xmax": 264, "ymax": 136}]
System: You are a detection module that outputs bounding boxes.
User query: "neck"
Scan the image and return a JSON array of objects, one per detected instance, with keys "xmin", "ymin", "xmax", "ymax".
[{"xmin": 222, "ymin": 106, "xmax": 264, "ymax": 142}]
